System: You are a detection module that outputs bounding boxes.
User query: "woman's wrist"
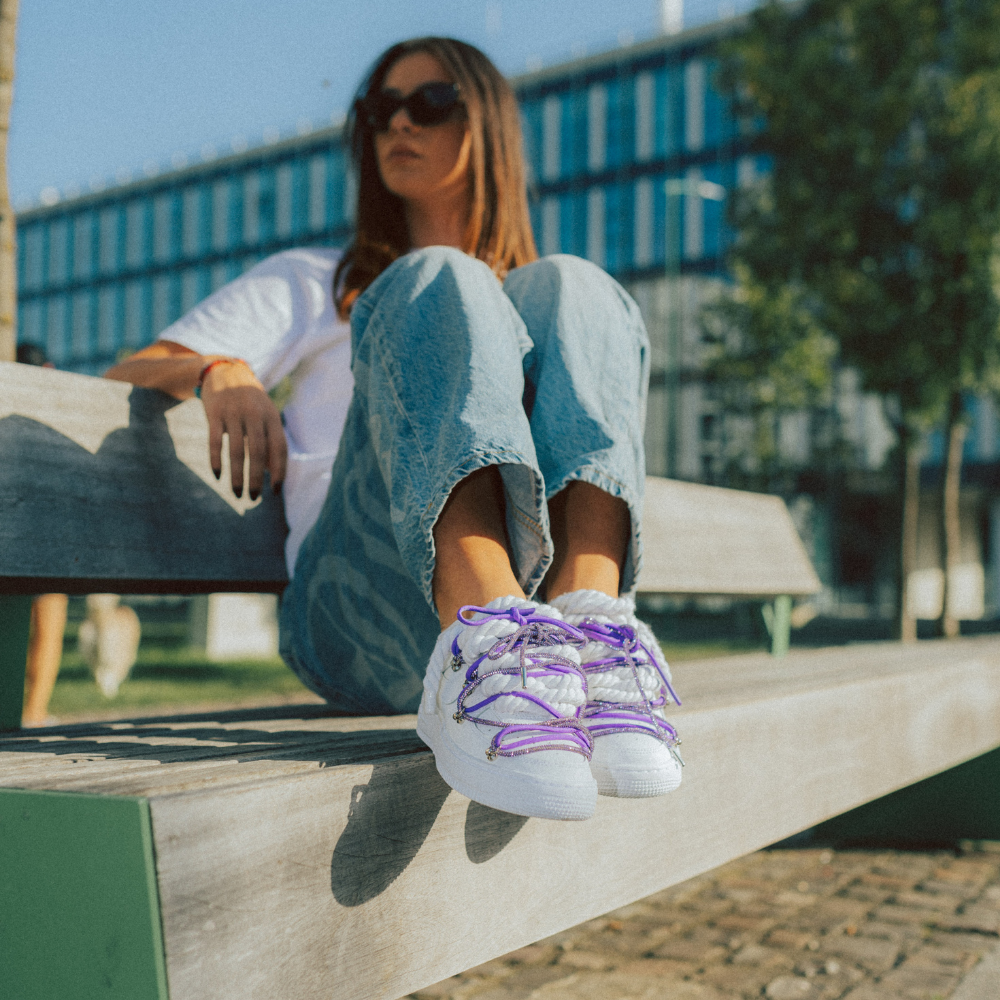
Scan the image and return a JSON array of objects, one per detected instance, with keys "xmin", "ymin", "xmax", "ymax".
[{"xmin": 195, "ymin": 357, "xmax": 252, "ymax": 398}]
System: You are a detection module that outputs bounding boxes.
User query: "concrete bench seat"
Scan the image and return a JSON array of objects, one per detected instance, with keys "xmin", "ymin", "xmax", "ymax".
[
  {"xmin": 14, "ymin": 359, "xmax": 950, "ymax": 1000},
  {"xmin": 5, "ymin": 636, "xmax": 1000, "ymax": 999}
]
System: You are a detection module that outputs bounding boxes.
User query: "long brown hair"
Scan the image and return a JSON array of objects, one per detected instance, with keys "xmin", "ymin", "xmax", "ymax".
[{"xmin": 334, "ymin": 37, "xmax": 537, "ymax": 315}]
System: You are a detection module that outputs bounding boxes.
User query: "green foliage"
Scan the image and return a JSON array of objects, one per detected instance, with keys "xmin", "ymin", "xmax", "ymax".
[{"xmin": 713, "ymin": 0, "xmax": 1000, "ymax": 438}]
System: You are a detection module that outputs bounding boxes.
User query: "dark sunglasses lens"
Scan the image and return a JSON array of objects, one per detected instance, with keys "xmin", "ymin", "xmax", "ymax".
[
  {"xmin": 408, "ymin": 83, "xmax": 461, "ymax": 125},
  {"xmin": 361, "ymin": 93, "xmax": 399, "ymax": 131},
  {"xmin": 362, "ymin": 83, "xmax": 461, "ymax": 131}
]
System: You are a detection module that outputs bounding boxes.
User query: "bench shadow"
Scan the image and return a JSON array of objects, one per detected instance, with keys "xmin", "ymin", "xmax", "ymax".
[
  {"xmin": 330, "ymin": 759, "xmax": 452, "ymax": 907},
  {"xmin": 0, "ymin": 713, "xmax": 427, "ymax": 769},
  {"xmin": 464, "ymin": 801, "xmax": 529, "ymax": 863},
  {"xmin": 0, "ymin": 385, "xmax": 287, "ymax": 589}
]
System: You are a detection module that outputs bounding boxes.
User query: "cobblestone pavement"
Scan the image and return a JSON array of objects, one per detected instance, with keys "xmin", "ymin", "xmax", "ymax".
[{"xmin": 409, "ymin": 847, "xmax": 1000, "ymax": 1000}]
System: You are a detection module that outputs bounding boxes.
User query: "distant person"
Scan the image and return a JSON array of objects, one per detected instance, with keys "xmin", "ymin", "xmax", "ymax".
[
  {"xmin": 78, "ymin": 595, "xmax": 141, "ymax": 698},
  {"xmin": 104, "ymin": 37, "xmax": 682, "ymax": 820},
  {"xmin": 17, "ymin": 343, "xmax": 66, "ymax": 727}
]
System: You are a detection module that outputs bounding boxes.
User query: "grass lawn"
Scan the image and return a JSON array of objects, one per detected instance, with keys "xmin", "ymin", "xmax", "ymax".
[
  {"xmin": 46, "ymin": 646, "xmax": 315, "ymax": 719},
  {"xmin": 42, "ymin": 636, "xmax": 761, "ymax": 722}
]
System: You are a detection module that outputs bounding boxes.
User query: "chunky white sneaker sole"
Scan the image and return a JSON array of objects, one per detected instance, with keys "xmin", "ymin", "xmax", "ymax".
[
  {"xmin": 551, "ymin": 589, "xmax": 684, "ymax": 800},
  {"xmin": 416, "ymin": 705, "xmax": 597, "ymax": 820},
  {"xmin": 416, "ymin": 596, "xmax": 598, "ymax": 821},
  {"xmin": 589, "ymin": 734, "xmax": 683, "ymax": 798}
]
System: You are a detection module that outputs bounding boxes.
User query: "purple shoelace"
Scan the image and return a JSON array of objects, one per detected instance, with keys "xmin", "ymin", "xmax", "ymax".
[
  {"xmin": 578, "ymin": 620, "xmax": 685, "ymax": 766},
  {"xmin": 450, "ymin": 604, "xmax": 594, "ymax": 762}
]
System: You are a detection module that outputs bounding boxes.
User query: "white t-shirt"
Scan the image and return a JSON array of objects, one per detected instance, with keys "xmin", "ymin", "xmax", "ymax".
[{"xmin": 158, "ymin": 247, "xmax": 353, "ymax": 577}]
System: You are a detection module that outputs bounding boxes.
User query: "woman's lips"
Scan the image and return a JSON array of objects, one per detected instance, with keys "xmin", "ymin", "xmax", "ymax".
[{"xmin": 386, "ymin": 145, "xmax": 420, "ymax": 161}]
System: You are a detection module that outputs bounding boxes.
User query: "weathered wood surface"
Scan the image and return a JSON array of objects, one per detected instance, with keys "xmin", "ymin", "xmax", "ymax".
[
  {"xmin": 1, "ymin": 363, "xmax": 818, "ymax": 599},
  {"xmin": 0, "ymin": 361, "xmax": 287, "ymax": 593},
  {"xmin": 3, "ymin": 636, "xmax": 1000, "ymax": 1000},
  {"xmin": 637, "ymin": 476, "xmax": 822, "ymax": 597}
]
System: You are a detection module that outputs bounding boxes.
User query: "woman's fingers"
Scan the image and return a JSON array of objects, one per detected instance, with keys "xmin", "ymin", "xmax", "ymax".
[
  {"xmin": 201, "ymin": 374, "xmax": 287, "ymax": 500},
  {"xmin": 266, "ymin": 409, "xmax": 288, "ymax": 494},
  {"xmin": 228, "ymin": 416, "xmax": 247, "ymax": 498},
  {"xmin": 245, "ymin": 418, "xmax": 268, "ymax": 501},
  {"xmin": 208, "ymin": 414, "xmax": 225, "ymax": 481}
]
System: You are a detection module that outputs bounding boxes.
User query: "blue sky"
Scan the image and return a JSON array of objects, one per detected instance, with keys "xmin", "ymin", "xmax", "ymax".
[{"xmin": 11, "ymin": 0, "xmax": 751, "ymax": 208}]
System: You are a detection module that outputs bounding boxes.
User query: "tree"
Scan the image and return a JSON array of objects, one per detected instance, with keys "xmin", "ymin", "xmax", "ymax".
[
  {"xmin": 0, "ymin": 0, "xmax": 18, "ymax": 363},
  {"xmin": 714, "ymin": 0, "xmax": 1000, "ymax": 640}
]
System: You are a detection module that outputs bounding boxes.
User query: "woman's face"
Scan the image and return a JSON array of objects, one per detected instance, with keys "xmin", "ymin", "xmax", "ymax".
[{"xmin": 374, "ymin": 52, "xmax": 472, "ymax": 211}]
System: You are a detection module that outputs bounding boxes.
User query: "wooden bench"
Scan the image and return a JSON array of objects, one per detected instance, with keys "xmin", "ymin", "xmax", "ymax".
[{"xmin": 8, "ymin": 361, "xmax": 999, "ymax": 1000}]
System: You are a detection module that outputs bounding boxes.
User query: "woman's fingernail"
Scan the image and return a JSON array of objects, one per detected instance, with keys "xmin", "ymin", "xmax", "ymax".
[
  {"xmin": 249, "ymin": 489, "xmax": 260, "ymax": 501},
  {"xmin": 212, "ymin": 468, "xmax": 221, "ymax": 480},
  {"xmin": 273, "ymin": 481, "xmax": 283, "ymax": 495},
  {"xmin": 234, "ymin": 486, "xmax": 243, "ymax": 499}
]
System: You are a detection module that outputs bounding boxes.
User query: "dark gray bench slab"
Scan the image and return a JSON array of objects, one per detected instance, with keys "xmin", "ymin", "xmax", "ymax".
[{"xmin": 0, "ymin": 361, "xmax": 287, "ymax": 594}]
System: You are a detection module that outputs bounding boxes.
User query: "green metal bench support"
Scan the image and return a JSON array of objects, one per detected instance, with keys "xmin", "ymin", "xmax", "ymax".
[
  {"xmin": 0, "ymin": 594, "xmax": 32, "ymax": 731},
  {"xmin": 760, "ymin": 594, "xmax": 792, "ymax": 657},
  {"xmin": 0, "ymin": 788, "xmax": 168, "ymax": 1000}
]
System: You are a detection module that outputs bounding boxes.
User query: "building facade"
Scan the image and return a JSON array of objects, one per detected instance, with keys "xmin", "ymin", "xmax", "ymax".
[{"xmin": 15, "ymin": 17, "xmax": 1000, "ymax": 622}]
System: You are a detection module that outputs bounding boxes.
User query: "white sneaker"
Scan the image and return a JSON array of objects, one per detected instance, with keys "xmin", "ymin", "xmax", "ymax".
[
  {"xmin": 550, "ymin": 590, "xmax": 684, "ymax": 798},
  {"xmin": 416, "ymin": 596, "xmax": 598, "ymax": 820}
]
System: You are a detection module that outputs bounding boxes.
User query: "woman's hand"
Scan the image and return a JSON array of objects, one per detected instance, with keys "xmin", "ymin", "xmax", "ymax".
[
  {"xmin": 105, "ymin": 341, "xmax": 286, "ymax": 500},
  {"xmin": 200, "ymin": 361, "xmax": 287, "ymax": 500}
]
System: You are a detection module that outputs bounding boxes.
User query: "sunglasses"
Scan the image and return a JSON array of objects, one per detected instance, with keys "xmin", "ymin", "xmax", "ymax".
[{"xmin": 356, "ymin": 82, "xmax": 464, "ymax": 132}]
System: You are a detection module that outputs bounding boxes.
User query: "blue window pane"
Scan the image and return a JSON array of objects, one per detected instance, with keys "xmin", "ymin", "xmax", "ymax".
[
  {"xmin": 702, "ymin": 165, "xmax": 724, "ymax": 261},
  {"xmin": 228, "ymin": 178, "xmax": 244, "ymax": 249},
  {"xmin": 655, "ymin": 66, "xmax": 683, "ymax": 159},
  {"xmin": 604, "ymin": 183, "xmax": 634, "ymax": 275},
  {"xmin": 521, "ymin": 101, "xmax": 543, "ymax": 187},
  {"xmin": 561, "ymin": 89, "xmax": 588, "ymax": 177},
  {"xmin": 327, "ymin": 150, "xmax": 346, "ymax": 228},
  {"xmin": 606, "ymin": 77, "xmax": 635, "ymax": 170},
  {"xmin": 45, "ymin": 296, "xmax": 68, "ymax": 365},
  {"xmin": 559, "ymin": 192, "xmax": 587, "ymax": 257},
  {"xmin": 19, "ymin": 299, "xmax": 42, "ymax": 347},
  {"xmin": 703, "ymin": 60, "xmax": 731, "ymax": 150},
  {"xmin": 606, "ymin": 79, "xmax": 622, "ymax": 169},
  {"xmin": 258, "ymin": 168, "xmax": 276, "ymax": 244},
  {"xmin": 292, "ymin": 160, "xmax": 310, "ymax": 235},
  {"xmin": 48, "ymin": 219, "xmax": 68, "ymax": 285},
  {"xmin": 529, "ymin": 200, "xmax": 542, "ymax": 248}
]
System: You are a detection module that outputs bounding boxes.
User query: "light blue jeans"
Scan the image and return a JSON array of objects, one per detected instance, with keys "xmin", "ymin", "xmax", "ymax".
[{"xmin": 280, "ymin": 247, "xmax": 649, "ymax": 714}]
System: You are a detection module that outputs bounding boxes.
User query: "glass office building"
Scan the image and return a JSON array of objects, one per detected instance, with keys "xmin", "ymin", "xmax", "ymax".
[{"xmin": 15, "ymin": 19, "xmax": 748, "ymax": 482}]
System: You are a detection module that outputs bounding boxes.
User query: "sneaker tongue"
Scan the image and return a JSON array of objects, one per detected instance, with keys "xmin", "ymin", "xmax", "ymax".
[{"xmin": 551, "ymin": 589, "xmax": 635, "ymax": 624}]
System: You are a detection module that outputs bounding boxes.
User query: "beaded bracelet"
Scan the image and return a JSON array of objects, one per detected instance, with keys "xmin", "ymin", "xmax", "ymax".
[{"xmin": 194, "ymin": 357, "xmax": 250, "ymax": 398}]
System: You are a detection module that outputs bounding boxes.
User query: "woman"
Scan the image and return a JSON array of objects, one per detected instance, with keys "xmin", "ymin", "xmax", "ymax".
[{"xmin": 107, "ymin": 37, "xmax": 682, "ymax": 821}]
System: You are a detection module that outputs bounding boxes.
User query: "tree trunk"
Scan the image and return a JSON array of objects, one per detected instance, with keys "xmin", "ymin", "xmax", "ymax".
[
  {"xmin": 898, "ymin": 425, "xmax": 920, "ymax": 643},
  {"xmin": 0, "ymin": 0, "xmax": 18, "ymax": 363},
  {"xmin": 939, "ymin": 391, "xmax": 966, "ymax": 638}
]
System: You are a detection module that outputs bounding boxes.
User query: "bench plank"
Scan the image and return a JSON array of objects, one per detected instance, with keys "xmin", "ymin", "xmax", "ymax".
[
  {"xmin": 637, "ymin": 477, "xmax": 821, "ymax": 597},
  {"xmin": 3, "ymin": 637, "xmax": 1000, "ymax": 1000},
  {"xmin": 0, "ymin": 362, "xmax": 287, "ymax": 594}
]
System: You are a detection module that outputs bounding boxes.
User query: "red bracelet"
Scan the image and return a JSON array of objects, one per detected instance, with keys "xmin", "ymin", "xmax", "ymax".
[{"xmin": 195, "ymin": 357, "xmax": 250, "ymax": 397}]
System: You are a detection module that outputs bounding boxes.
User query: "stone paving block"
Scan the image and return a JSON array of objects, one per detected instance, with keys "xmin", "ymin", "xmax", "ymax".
[
  {"xmin": 554, "ymin": 950, "xmax": 616, "ymax": 971},
  {"xmin": 763, "ymin": 974, "xmax": 816, "ymax": 999},
  {"xmin": 875, "ymin": 965, "xmax": 963, "ymax": 998},
  {"xmin": 894, "ymin": 890, "xmax": 965, "ymax": 913},
  {"xmin": 730, "ymin": 944, "xmax": 797, "ymax": 968},
  {"xmin": 947, "ymin": 904, "xmax": 1000, "ymax": 934},
  {"xmin": 765, "ymin": 928, "xmax": 819, "ymax": 951},
  {"xmin": 872, "ymin": 903, "xmax": 946, "ymax": 927},
  {"xmin": 819, "ymin": 932, "xmax": 901, "ymax": 971},
  {"xmin": 712, "ymin": 913, "xmax": 777, "ymax": 935},
  {"xmin": 528, "ymin": 971, "xmax": 733, "ymax": 1000},
  {"xmin": 611, "ymin": 957, "xmax": 698, "ymax": 978},
  {"xmin": 699, "ymin": 962, "xmax": 776, "ymax": 995}
]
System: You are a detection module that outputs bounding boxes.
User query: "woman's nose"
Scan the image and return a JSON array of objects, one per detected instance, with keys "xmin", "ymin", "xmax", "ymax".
[{"xmin": 387, "ymin": 106, "xmax": 416, "ymax": 132}]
